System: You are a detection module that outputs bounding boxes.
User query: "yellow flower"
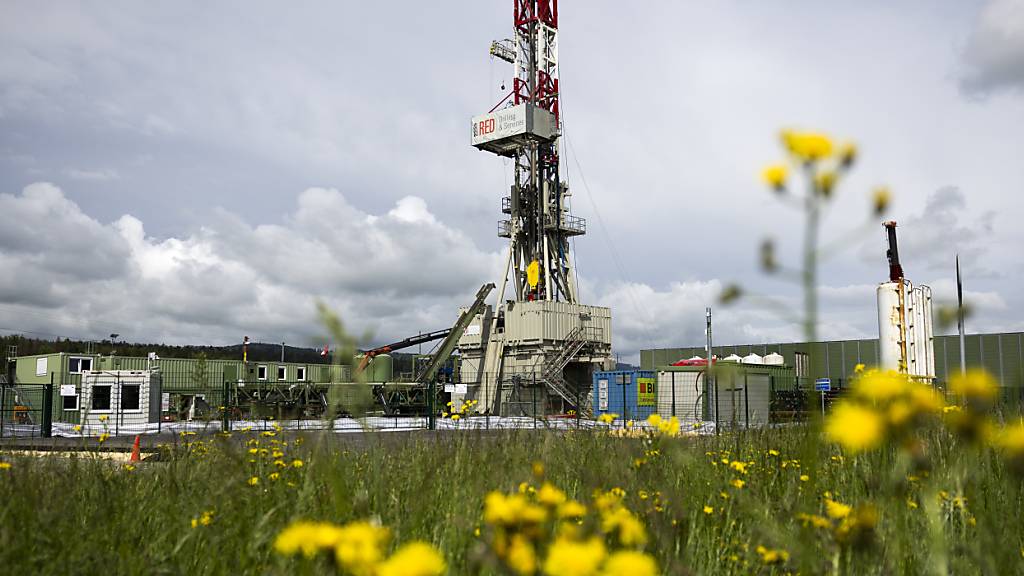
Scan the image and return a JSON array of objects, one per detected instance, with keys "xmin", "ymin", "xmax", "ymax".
[
  {"xmin": 602, "ymin": 551, "xmax": 658, "ymax": 576},
  {"xmin": 98, "ymin": 433, "xmax": 110, "ymax": 443},
  {"xmin": 542, "ymin": 537, "xmax": 606, "ymax": 576},
  {"xmin": 0, "ymin": 462, "xmax": 12, "ymax": 470},
  {"xmin": 334, "ymin": 521, "xmax": 391, "ymax": 575},
  {"xmin": 557, "ymin": 500, "xmax": 587, "ymax": 519},
  {"xmin": 825, "ymin": 403, "xmax": 885, "ymax": 452},
  {"xmin": 376, "ymin": 541, "xmax": 445, "ymax": 576},
  {"xmin": 274, "ymin": 521, "xmax": 345, "ymax": 558},
  {"xmin": 799, "ymin": 474, "xmax": 810, "ymax": 482},
  {"xmin": 755, "ymin": 545, "xmax": 790, "ymax": 565},
  {"xmin": 825, "ymin": 498, "xmax": 852, "ymax": 520},
  {"xmin": 125, "ymin": 464, "xmax": 135, "ymax": 472},
  {"xmin": 761, "ymin": 163, "xmax": 788, "ymax": 190},
  {"xmin": 292, "ymin": 459, "xmax": 304, "ymax": 468},
  {"xmin": 796, "ymin": 512, "xmax": 832, "ymax": 529},
  {"xmin": 768, "ymin": 449, "xmax": 780, "ymax": 457},
  {"xmin": 854, "ymin": 370, "xmax": 910, "ymax": 403},
  {"xmin": 248, "ymin": 477, "xmax": 260, "ymax": 486},
  {"xmin": 73, "ymin": 425, "xmax": 82, "ymax": 432},
  {"xmin": 451, "ymin": 414, "xmax": 461, "ymax": 421},
  {"xmin": 269, "ymin": 472, "xmax": 280, "ymax": 481},
  {"xmin": 730, "ymin": 478, "xmax": 745, "ymax": 489},
  {"xmin": 505, "ymin": 534, "xmax": 537, "ymax": 576},
  {"xmin": 274, "ymin": 460, "xmax": 287, "ymax": 468},
  {"xmin": 703, "ymin": 506, "xmax": 714, "ymax": 515},
  {"xmin": 600, "ymin": 506, "xmax": 647, "ymax": 546},
  {"xmin": 838, "ymin": 141, "xmax": 857, "ymax": 166},
  {"xmin": 729, "ymin": 461, "xmax": 748, "ymax": 474},
  {"xmin": 98, "ymin": 415, "xmax": 109, "ymax": 422},
  {"xmin": 854, "ymin": 363, "xmax": 866, "ymax": 374},
  {"xmin": 949, "ymin": 369, "xmax": 999, "ymax": 402},
  {"xmin": 532, "ymin": 461, "xmax": 545, "ymax": 478},
  {"xmin": 484, "ymin": 492, "xmax": 545, "ymax": 525},
  {"xmin": 781, "ymin": 130, "xmax": 834, "ymax": 161},
  {"xmin": 872, "ymin": 186, "xmax": 891, "ymax": 215},
  {"xmin": 814, "ymin": 170, "xmax": 837, "ymax": 196},
  {"xmin": 537, "ymin": 482, "xmax": 567, "ymax": 507},
  {"xmin": 248, "ymin": 448, "xmax": 258, "ymax": 455}
]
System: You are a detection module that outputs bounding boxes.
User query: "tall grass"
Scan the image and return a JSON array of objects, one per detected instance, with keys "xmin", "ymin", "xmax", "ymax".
[{"xmin": 1, "ymin": 425, "xmax": 1021, "ymax": 575}]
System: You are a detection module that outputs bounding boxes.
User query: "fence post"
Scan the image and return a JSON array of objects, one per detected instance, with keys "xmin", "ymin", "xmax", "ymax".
[
  {"xmin": 1, "ymin": 383, "xmax": 6, "ymax": 438},
  {"xmin": 41, "ymin": 375, "xmax": 53, "ymax": 438},
  {"xmin": 222, "ymin": 380, "xmax": 231, "ymax": 432},
  {"xmin": 532, "ymin": 375, "xmax": 537, "ymax": 430},
  {"xmin": 115, "ymin": 372, "xmax": 121, "ymax": 437},
  {"xmin": 428, "ymin": 378, "xmax": 436, "ymax": 431}
]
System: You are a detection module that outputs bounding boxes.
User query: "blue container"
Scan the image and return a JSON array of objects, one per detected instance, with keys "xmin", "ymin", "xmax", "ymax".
[{"xmin": 592, "ymin": 370, "xmax": 656, "ymax": 421}]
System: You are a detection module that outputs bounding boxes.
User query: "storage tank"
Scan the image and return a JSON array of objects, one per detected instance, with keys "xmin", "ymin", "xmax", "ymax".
[
  {"xmin": 878, "ymin": 281, "xmax": 934, "ymax": 378},
  {"xmin": 763, "ymin": 352, "xmax": 784, "ymax": 366},
  {"xmin": 722, "ymin": 354, "xmax": 743, "ymax": 363},
  {"xmin": 741, "ymin": 353, "xmax": 763, "ymax": 365}
]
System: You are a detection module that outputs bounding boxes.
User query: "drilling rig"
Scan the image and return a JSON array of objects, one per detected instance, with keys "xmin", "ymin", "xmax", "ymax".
[
  {"xmin": 458, "ymin": 0, "xmax": 614, "ymax": 416},
  {"xmin": 877, "ymin": 221, "xmax": 935, "ymax": 380}
]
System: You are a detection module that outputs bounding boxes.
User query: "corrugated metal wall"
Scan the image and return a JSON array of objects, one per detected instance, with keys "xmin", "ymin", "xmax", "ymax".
[{"xmin": 641, "ymin": 332, "xmax": 1024, "ymax": 398}]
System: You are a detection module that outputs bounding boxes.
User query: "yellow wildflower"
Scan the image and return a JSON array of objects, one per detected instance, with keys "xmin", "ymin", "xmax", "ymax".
[
  {"xmin": 796, "ymin": 512, "xmax": 832, "ymax": 529},
  {"xmin": 73, "ymin": 425, "xmax": 82, "ymax": 432},
  {"xmin": 98, "ymin": 415, "xmax": 109, "ymax": 422},
  {"xmin": 854, "ymin": 363, "xmax": 865, "ymax": 373},
  {"xmin": 0, "ymin": 462, "xmax": 12, "ymax": 470},
  {"xmin": 825, "ymin": 499, "xmax": 852, "ymax": 520},
  {"xmin": 761, "ymin": 163, "xmax": 788, "ymax": 190},
  {"xmin": 247, "ymin": 477, "xmax": 260, "ymax": 486},
  {"xmin": 854, "ymin": 370, "xmax": 910, "ymax": 402},
  {"xmin": 291, "ymin": 459, "xmax": 304, "ymax": 468},
  {"xmin": 597, "ymin": 413, "xmax": 618, "ymax": 425},
  {"xmin": 781, "ymin": 130, "xmax": 834, "ymax": 161},
  {"xmin": 768, "ymin": 449, "xmax": 780, "ymax": 457},
  {"xmin": 949, "ymin": 369, "xmax": 999, "ymax": 402},
  {"xmin": 756, "ymin": 545, "xmax": 790, "ymax": 565},
  {"xmin": 334, "ymin": 521, "xmax": 391, "ymax": 575},
  {"xmin": 376, "ymin": 541, "xmax": 445, "ymax": 576},
  {"xmin": 730, "ymin": 478, "xmax": 745, "ymax": 489},
  {"xmin": 451, "ymin": 414, "xmax": 461, "ymax": 421},
  {"xmin": 505, "ymin": 534, "xmax": 537, "ymax": 576},
  {"xmin": 601, "ymin": 551, "xmax": 658, "ymax": 576},
  {"xmin": 537, "ymin": 482, "xmax": 567, "ymax": 507},
  {"xmin": 558, "ymin": 500, "xmax": 587, "ymax": 519},
  {"xmin": 838, "ymin": 141, "xmax": 857, "ymax": 166},
  {"xmin": 532, "ymin": 461, "xmax": 545, "ymax": 478},
  {"xmin": 799, "ymin": 474, "xmax": 810, "ymax": 482},
  {"xmin": 98, "ymin": 433, "xmax": 110, "ymax": 443},
  {"xmin": 248, "ymin": 448, "xmax": 258, "ymax": 455},
  {"xmin": 600, "ymin": 506, "xmax": 647, "ymax": 546},
  {"xmin": 873, "ymin": 187, "xmax": 891, "ymax": 215},
  {"xmin": 274, "ymin": 521, "xmax": 345, "ymax": 557},
  {"xmin": 815, "ymin": 170, "xmax": 837, "ymax": 196},
  {"xmin": 269, "ymin": 472, "xmax": 280, "ymax": 481},
  {"xmin": 274, "ymin": 460, "xmax": 287, "ymax": 468},
  {"xmin": 729, "ymin": 461, "xmax": 748, "ymax": 474},
  {"xmin": 542, "ymin": 537, "xmax": 606, "ymax": 576},
  {"xmin": 825, "ymin": 403, "xmax": 885, "ymax": 452},
  {"xmin": 703, "ymin": 506, "xmax": 714, "ymax": 515}
]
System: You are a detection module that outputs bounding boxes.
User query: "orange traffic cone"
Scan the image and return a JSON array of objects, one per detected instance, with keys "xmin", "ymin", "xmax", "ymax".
[{"xmin": 130, "ymin": 435, "xmax": 141, "ymax": 463}]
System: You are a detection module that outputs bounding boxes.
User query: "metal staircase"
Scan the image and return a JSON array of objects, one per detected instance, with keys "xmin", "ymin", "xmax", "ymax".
[{"xmin": 539, "ymin": 326, "xmax": 590, "ymax": 416}]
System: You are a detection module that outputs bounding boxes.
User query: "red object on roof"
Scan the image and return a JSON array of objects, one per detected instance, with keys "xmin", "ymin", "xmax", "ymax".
[{"xmin": 671, "ymin": 356, "xmax": 717, "ymax": 367}]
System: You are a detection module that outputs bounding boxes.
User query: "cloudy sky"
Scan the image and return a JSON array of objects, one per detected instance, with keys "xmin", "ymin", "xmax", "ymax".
[{"xmin": 1, "ymin": 0, "xmax": 1023, "ymax": 361}]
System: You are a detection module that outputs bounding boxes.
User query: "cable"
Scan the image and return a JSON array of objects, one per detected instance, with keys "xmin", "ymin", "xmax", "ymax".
[{"xmin": 557, "ymin": 79, "xmax": 657, "ymax": 346}]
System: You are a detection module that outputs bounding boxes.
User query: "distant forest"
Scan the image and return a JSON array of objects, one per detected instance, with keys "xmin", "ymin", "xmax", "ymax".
[{"xmin": 1, "ymin": 334, "xmax": 332, "ymax": 364}]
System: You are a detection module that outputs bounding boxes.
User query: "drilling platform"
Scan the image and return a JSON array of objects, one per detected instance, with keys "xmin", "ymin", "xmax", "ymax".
[{"xmin": 457, "ymin": 0, "xmax": 614, "ymax": 416}]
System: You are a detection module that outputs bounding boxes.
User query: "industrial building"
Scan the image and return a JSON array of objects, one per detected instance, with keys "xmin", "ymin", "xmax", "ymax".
[{"xmin": 640, "ymin": 331, "xmax": 1024, "ymax": 401}]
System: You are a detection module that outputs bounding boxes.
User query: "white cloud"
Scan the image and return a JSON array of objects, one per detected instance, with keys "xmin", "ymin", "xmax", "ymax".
[
  {"xmin": 65, "ymin": 167, "xmax": 120, "ymax": 181},
  {"xmin": 0, "ymin": 182, "xmax": 502, "ymax": 347},
  {"xmin": 960, "ymin": 0, "xmax": 1024, "ymax": 94}
]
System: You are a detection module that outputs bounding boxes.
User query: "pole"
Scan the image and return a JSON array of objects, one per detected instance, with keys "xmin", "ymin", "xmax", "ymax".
[
  {"xmin": 281, "ymin": 342, "xmax": 285, "ymax": 363},
  {"xmin": 428, "ymin": 378, "xmax": 436, "ymax": 430},
  {"xmin": 821, "ymin": 390, "xmax": 825, "ymax": 417},
  {"xmin": 957, "ymin": 255, "xmax": 967, "ymax": 376},
  {"xmin": 222, "ymin": 379, "xmax": 231, "ymax": 432},
  {"xmin": 41, "ymin": 374, "xmax": 53, "ymax": 438},
  {"xmin": 707, "ymin": 307, "xmax": 717, "ymax": 433}
]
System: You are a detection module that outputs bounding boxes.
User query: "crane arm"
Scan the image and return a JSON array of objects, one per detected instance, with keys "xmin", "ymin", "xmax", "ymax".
[{"xmin": 356, "ymin": 328, "xmax": 451, "ymax": 374}]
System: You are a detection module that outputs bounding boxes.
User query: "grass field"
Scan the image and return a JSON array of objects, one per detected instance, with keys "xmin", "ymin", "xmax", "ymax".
[{"xmin": 1, "ymin": 405, "xmax": 1023, "ymax": 575}]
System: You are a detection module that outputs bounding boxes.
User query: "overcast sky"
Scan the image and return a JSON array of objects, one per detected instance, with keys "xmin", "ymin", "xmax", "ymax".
[{"xmin": 1, "ymin": 1, "xmax": 1023, "ymax": 362}]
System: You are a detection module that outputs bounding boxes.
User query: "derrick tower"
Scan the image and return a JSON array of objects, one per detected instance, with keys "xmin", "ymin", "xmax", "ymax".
[{"xmin": 459, "ymin": 0, "xmax": 613, "ymax": 416}]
